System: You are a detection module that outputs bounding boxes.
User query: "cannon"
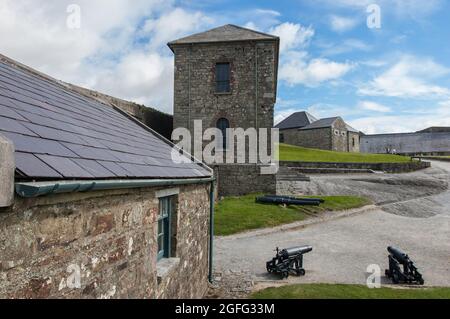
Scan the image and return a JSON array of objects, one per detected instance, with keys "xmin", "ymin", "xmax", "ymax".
[
  {"xmin": 385, "ymin": 246, "xmax": 424, "ymax": 285},
  {"xmin": 266, "ymin": 246, "xmax": 313, "ymax": 279},
  {"xmin": 256, "ymin": 196, "xmax": 322, "ymax": 206}
]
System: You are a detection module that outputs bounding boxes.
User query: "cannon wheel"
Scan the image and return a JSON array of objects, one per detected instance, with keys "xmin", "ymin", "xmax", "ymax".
[
  {"xmin": 281, "ymin": 271, "xmax": 289, "ymax": 279},
  {"xmin": 296, "ymin": 269, "xmax": 306, "ymax": 276},
  {"xmin": 392, "ymin": 273, "xmax": 400, "ymax": 284}
]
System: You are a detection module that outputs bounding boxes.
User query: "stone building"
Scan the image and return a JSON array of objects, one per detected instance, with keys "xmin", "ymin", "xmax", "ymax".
[
  {"xmin": 0, "ymin": 56, "xmax": 214, "ymax": 299},
  {"xmin": 361, "ymin": 127, "xmax": 450, "ymax": 156},
  {"xmin": 276, "ymin": 111, "xmax": 360, "ymax": 152},
  {"xmin": 168, "ymin": 24, "xmax": 280, "ymax": 196}
]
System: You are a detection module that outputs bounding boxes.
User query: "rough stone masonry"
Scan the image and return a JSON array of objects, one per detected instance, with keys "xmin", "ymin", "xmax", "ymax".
[{"xmin": 0, "ymin": 184, "xmax": 211, "ymax": 299}]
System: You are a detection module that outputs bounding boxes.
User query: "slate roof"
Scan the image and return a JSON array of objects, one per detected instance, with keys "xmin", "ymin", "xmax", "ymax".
[
  {"xmin": 275, "ymin": 111, "xmax": 318, "ymax": 130},
  {"xmin": 168, "ymin": 24, "xmax": 279, "ymax": 48},
  {"xmin": 0, "ymin": 56, "xmax": 211, "ymax": 181},
  {"xmin": 300, "ymin": 117, "xmax": 340, "ymax": 130}
]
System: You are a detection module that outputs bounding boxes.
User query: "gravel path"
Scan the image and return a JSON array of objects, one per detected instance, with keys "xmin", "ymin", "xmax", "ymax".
[{"xmin": 213, "ymin": 161, "xmax": 450, "ymax": 296}]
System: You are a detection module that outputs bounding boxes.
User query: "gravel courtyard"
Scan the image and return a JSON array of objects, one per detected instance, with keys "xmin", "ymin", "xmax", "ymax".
[{"xmin": 212, "ymin": 161, "xmax": 450, "ymax": 297}]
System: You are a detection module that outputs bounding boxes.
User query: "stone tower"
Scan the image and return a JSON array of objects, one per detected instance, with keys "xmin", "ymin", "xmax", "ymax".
[{"xmin": 168, "ymin": 24, "xmax": 280, "ymax": 196}]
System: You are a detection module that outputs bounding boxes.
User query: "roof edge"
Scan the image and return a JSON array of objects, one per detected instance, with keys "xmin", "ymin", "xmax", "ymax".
[
  {"xmin": 16, "ymin": 177, "xmax": 215, "ymax": 198},
  {"xmin": 167, "ymin": 24, "xmax": 280, "ymax": 50}
]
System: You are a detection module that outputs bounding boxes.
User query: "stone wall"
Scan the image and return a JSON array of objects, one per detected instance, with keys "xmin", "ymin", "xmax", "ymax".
[
  {"xmin": 280, "ymin": 119, "xmax": 361, "ymax": 153},
  {"xmin": 0, "ymin": 184, "xmax": 210, "ymax": 299},
  {"xmin": 173, "ymin": 41, "xmax": 277, "ymax": 134},
  {"xmin": 361, "ymin": 132, "xmax": 450, "ymax": 156},
  {"xmin": 348, "ymin": 132, "xmax": 360, "ymax": 153},
  {"xmin": 280, "ymin": 160, "xmax": 430, "ymax": 173},
  {"xmin": 331, "ymin": 118, "xmax": 348, "ymax": 152},
  {"xmin": 214, "ymin": 164, "xmax": 276, "ymax": 197},
  {"xmin": 281, "ymin": 127, "xmax": 331, "ymax": 150}
]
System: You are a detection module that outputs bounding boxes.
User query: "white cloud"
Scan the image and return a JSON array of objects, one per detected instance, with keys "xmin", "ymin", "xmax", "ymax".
[
  {"xmin": 142, "ymin": 8, "xmax": 213, "ymax": 49},
  {"xmin": 320, "ymin": 0, "xmax": 442, "ymax": 18},
  {"xmin": 358, "ymin": 55, "xmax": 450, "ymax": 98},
  {"xmin": 320, "ymin": 38, "xmax": 371, "ymax": 56},
  {"xmin": 280, "ymin": 51, "xmax": 354, "ymax": 87},
  {"xmin": 254, "ymin": 9, "xmax": 281, "ymax": 17},
  {"xmin": 358, "ymin": 101, "xmax": 391, "ymax": 112},
  {"xmin": 329, "ymin": 15, "xmax": 358, "ymax": 32},
  {"xmin": 0, "ymin": 0, "xmax": 214, "ymax": 113},
  {"xmin": 269, "ymin": 22, "xmax": 314, "ymax": 52},
  {"xmin": 269, "ymin": 22, "xmax": 354, "ymax": 87}
]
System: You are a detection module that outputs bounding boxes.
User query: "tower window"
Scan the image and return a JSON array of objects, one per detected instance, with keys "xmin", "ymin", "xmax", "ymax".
[
  {"xmin": 216, "ymin": 118, "xmax": 230, "ymax": 149},
  {"xmin": 216, "ymin": 63, "xmax": 231, "ymax": 93}
]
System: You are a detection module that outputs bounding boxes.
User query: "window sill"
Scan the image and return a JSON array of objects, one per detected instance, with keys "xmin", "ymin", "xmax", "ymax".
[{"xmin": 156, "ymin": 258, "xmax": 180, "ymax": 284}]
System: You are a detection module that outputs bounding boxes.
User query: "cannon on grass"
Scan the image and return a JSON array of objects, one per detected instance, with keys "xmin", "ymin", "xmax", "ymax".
[
  {"xmin": 256, "ymin": 195, "xmax": 324, "ymax": 206},
  {"xmin": 266, "ymin": 246, "xmax": 313, "ymax": 279},
  {"xmin": 385, "ymin": 246, "xmax": 424, "ymax": 285}
]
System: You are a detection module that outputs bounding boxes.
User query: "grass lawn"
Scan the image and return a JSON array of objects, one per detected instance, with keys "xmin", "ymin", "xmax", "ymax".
[
  {"xmin": 251, "ymin": 284, "xmax": 450, "ymax": 299},
  {"xmin": 215, "ymin": 194, "xmax": 371, "ymax": 236},
  {"xmin": 279, "ymin": 143, "xmax": 412, "ymax": 163}
]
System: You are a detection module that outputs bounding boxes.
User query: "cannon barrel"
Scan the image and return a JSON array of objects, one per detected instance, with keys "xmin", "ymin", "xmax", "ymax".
[
  {"xmin": 388, "ymin": 246, "xmax": 410, "ymax": 264},
  {"xmin": 282, "ymin": 246, "xmax": 313, "ymax": 257}
]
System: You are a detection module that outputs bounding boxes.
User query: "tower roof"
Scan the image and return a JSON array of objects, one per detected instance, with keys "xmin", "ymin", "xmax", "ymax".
[{"xmin": 168, "ymin": 24, "xmax": 279, "ymax": 49}]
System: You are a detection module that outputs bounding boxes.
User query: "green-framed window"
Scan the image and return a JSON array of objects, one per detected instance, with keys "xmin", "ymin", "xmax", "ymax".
[{"xmin": 157, "ymin": 196, "xmax": 172, "ymax": 261}]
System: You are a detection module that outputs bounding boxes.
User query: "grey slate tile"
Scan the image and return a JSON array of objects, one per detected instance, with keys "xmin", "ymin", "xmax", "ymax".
[
  {"xmin": 35, "ymin": 155, "xmax": 94, "ymax": 178},
  {"xmin": 15, "ymin": 152, "xmax": 63, "ymax": 178},
  {"xmin": 0, "ymin": 57, "xmax": 211, "ymax": 180}
]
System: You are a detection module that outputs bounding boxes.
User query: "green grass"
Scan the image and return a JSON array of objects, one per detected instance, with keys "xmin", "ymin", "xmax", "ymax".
[
  {"xmin": 279, "ymin": 143, "xmax": 412, "ymax": 163},
  {"xmin": 215, "ymin": 194, "xmax": 371, "ymax": 236},
  {"xmin": 251, "ymin": 284, "xmax": 450, "ymax": 299}
]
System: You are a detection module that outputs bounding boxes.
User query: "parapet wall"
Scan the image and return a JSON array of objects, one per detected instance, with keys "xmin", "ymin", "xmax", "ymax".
[{"xmin": 280, "ymin": 161, "xmax": 430, "ymax": 174}]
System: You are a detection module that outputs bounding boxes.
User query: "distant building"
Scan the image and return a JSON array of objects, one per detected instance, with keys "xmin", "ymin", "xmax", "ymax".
[
  {"xmin": 275, "ymin": 111, "xmax": 360, "ymax": 152},
  {"xmin": 361, "ymin": 127, "xmax": 450, "ymax": 156}
]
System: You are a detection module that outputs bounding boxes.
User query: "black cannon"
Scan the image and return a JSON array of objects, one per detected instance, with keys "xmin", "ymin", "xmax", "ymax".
[
  {"xmin": 266, "ymin": 246, "xmax": 313, "ymax": 279},
  {"xmin": 385, "ymin": 246, "xmax": 424, "ymax": 285},
  {"xmin": 256, "ymin": 196, "xmax": 322, "ymax": 206}
]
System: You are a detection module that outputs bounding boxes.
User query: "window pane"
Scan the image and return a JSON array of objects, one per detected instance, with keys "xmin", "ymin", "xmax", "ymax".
[
  {"xmin": 158, "ymin": 235, "xmax": 163, "ymax": 253},
  {"xmin": 216, "ymin": 118, "xmax": 230, "ymax": 149},
  {"xmin": 158, "ymin": 220, "xmax": 163, "ymax": 236},
  {"xmin": 216, "ymin": 63, "xmax": 230, "ymax": 93}
]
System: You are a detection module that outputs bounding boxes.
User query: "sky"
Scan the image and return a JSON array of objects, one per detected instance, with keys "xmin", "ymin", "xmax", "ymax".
[{"xmin": 1, "ymin": 0, "xmax": 449, "ymax": 134}]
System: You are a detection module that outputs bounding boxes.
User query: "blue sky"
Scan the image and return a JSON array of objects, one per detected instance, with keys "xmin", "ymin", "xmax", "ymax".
[{"xmin": 1, "ymin": 0, "xmax": 450, "ymax": 133}]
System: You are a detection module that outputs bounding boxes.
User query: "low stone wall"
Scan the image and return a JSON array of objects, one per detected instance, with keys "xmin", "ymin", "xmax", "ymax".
[
  {"xmin": 0, "ymin": 184, "xmax": 210, "ymax": 299},
  {"xmin": 418, "ymin": 157, "xmax": 450, "ymax": 162},
  {"xmin": 214, "ymin": 164, "xmax": 277, "ymax": 197},
  {"xmin": 280, "ymin": 160, "xmax": 431, "ymax": 173}
]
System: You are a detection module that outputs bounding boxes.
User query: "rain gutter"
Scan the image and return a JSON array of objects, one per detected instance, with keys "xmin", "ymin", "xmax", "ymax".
[{"xmin": 15, "ymin": 177, "xmax": 215, "ymax": 198}]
